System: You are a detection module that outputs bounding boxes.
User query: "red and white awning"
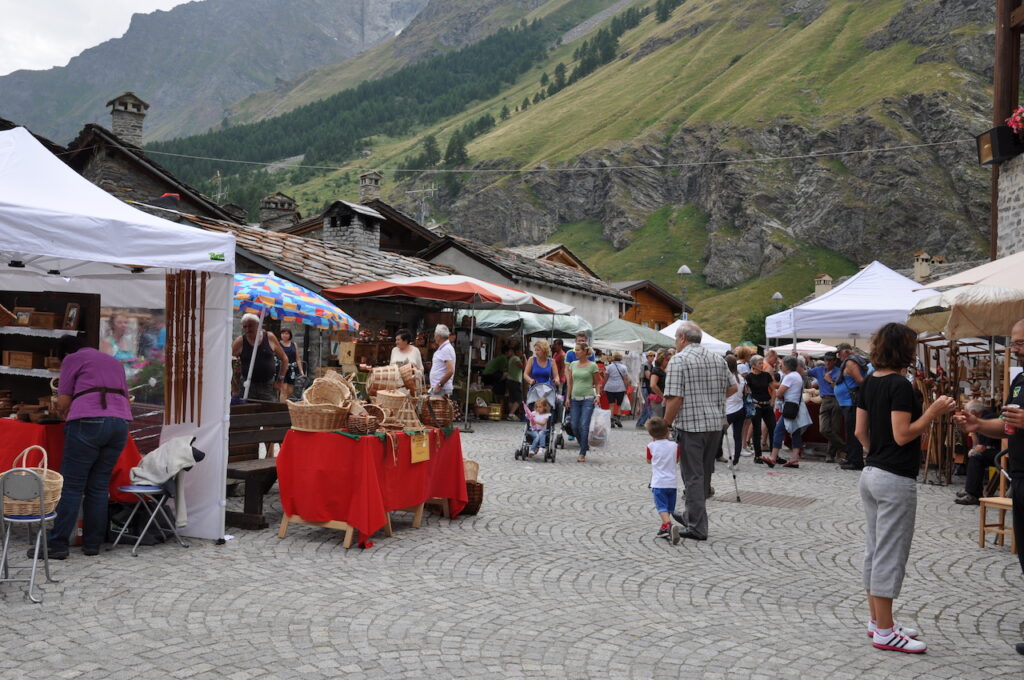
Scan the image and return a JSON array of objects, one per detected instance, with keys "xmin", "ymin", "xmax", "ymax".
[{"xmin": 323, "ymin": 275, "xmax": 574, "ymax": 314}]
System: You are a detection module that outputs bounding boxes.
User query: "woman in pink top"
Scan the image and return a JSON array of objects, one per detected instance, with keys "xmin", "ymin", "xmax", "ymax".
[{"xmin": 41, "ymin": 335, "xmax": 132, "ymax": 560}]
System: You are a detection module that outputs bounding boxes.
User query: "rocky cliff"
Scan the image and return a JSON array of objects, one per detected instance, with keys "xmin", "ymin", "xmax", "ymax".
[
  {"xmin": 0, "ymin": 0, "xmax": 428, "ymax": 142},
  {"xmin": 396, "ymin": 0, "xmax": 994, "ymax": 288}
]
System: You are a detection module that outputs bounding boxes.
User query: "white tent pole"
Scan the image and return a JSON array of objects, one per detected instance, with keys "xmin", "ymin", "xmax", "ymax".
[{"xmin": 242, "ymin": 305, "xmax": 266, "ymax": 401}]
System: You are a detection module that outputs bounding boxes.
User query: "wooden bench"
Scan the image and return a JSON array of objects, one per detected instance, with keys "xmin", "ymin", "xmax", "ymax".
[{"xmin": 226, "ymin": 403, "xmax": 291, "ymax": 530}]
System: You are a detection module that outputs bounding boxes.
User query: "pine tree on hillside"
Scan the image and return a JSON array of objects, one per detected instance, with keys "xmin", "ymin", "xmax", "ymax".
[
  {"xmin": 521, "ymin": 97, "xmax": 530, "ymax": 110},
  {"xmin": 421, "ymin": 134, "xmax": 440, "ymax": 167},
  {"xmin": 500, "ymin": 105, "xmax": 510, "ymax": 120},
  {"xmin": 444, "ymin": 132, "xmax": 468, "ymax": 167}
]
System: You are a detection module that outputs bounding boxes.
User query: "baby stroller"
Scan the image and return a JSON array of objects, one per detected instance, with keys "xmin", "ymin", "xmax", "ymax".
[{"xmin": 514, "ymin": 383, "xmax": 564, "ymax": 462}]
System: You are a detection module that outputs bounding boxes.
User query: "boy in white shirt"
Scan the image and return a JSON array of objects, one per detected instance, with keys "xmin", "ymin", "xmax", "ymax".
[{"xmin": 645, "ymin": 417, "xmax": 679, "ymax": 539}]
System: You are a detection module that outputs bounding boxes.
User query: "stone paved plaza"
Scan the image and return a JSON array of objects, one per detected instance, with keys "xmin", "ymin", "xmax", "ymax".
[{"xmin": 2, "ymin": 420, "xmax": 1022, "ymax": 679}]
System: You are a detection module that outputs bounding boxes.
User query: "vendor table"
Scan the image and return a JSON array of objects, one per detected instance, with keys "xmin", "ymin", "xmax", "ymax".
[
  {"xmin": 276, "ymin": 428, "xmax": 468, "ymax": 547},
  {"xmin": 0, "ymin": 419, "xmax": 142, "ymax": 502}
]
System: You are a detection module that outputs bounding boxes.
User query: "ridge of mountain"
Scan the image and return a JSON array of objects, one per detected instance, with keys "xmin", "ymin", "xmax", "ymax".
[{"xmin": 0, "ymin": 0, "xmax": 429, "ymax": 143}]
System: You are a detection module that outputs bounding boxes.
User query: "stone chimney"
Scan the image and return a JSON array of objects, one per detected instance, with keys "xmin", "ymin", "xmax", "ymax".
[
  {"xmin": 106, "ymin": 92, "xmax": 150, "ymax": 146},
  {"xmin": 321, "ymin": 201, "xmax": 381, "ymax": 250},
  {"xmin": 359, "ymin": 170, "xmax": 382, "ymax": 203},
  {"xmin": 259, "ymin": 192, "xmax": 299, "ymax": 230},
  {"xmin": 814, "ymin": 273, "xmax": 833, "ymax": 298},
  {"xmin": 912, "ymin": 251, "xmax": 932, "ymax": 283}
]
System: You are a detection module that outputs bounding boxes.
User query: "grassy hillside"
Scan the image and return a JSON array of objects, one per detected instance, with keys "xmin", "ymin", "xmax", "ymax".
[{"xmin": 545, "ymin": 207, "xmax": 858, "ymax": 341}]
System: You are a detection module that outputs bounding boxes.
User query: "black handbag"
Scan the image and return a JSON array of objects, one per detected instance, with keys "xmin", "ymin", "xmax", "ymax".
[{"xmin": 782, "ymin": 400, "xmax": 799, "ymax": 420}]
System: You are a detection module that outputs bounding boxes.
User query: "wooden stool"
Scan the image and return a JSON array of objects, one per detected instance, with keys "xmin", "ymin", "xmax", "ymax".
[{"xmin": 979, "ymin": 496, "xmax": 1017, "ymax": 554}]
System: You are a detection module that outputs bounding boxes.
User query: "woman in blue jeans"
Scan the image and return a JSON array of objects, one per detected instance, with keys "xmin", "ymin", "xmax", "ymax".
[
  {"xmin": 764, "ymin": 356, "xmax": 809, "ymax": 468},
  {"xmin": 40, "ymin": 336, "xmax": 132, "ymax": 559},
  {"xmin": 565, "ymin": 344, "xmax": 600, "ymax": 462}
]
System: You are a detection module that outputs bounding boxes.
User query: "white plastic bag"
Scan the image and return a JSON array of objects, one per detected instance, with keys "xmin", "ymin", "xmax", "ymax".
[{"xmin": 589, "ymin": 407, "xmax": 611, "ymax": 447}]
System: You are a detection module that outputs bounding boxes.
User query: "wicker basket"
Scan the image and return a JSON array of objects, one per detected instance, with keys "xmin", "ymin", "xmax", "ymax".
[
  {"xmin": 4, "ymin": 446, "xmax": 63, "ymax": 516},
  {"xmin": 288, "ymin": 400, "xmax": 349, "ymax": 432},
  {"xmin": 463, "ymin": 480, "xmax": 483, "ymax": 516},
  {"xmin": 420, "ymin": 396, "xmax": 456, "ymax": 428},
  {"xmin": 321, "ymin": 370, "xmax": 355, "ymax": 399},
  {"xmin": 464, "ymin": 459, "xmax": 479, "ymax": 482},
  {"xmin": 391, "ymin": 399, "xmax": 423, "ymax": 430},
  {"xmin": 363, "ymin": 403, "xmax": 387, "ymax": 423},
  {"xmin": 303, "ymin": 378, "xmax": 347, "ymax": 406},
  {"xmin": 366, "ymin": 365, "xmax": 403, "ymax": 396},
  {"xmin": 375, "ymin": 390, "xmax": 407, "ymax": 414},
  {"xmin": 399, "ymin": 363, "xmax": 419, "ymax": 394},
  {"xmin": 347, "ymin": 412, "xmax": 379, "ymax": 435}
]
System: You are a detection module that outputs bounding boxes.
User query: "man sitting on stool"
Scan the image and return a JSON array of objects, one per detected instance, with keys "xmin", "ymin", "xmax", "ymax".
[{"xmin": 955, "ymin": 399, "xmax": 1001, "ymax": 506}]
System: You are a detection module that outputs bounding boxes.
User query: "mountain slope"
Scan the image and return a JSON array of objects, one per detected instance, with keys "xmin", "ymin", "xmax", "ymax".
[{"xmin": 0, "ymin": 0, "xmax": 429, "ymax": 143}]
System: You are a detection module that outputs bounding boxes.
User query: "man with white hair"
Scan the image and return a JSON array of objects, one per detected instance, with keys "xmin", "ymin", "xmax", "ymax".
[
  {"xmin": 663, "ymin": 320, "xmax": 735, "ymax": 543},
  {"xmin": 430, "ymin": 324, "xmax": 456, "ymax": 396}
]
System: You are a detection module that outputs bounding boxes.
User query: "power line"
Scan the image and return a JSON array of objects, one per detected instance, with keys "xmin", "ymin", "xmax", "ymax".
[{"xmin": 142, "ymin": 138, "xmax": 974, "ymax": 175}]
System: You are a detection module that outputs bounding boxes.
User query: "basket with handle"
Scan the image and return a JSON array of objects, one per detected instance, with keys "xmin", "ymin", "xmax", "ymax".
[
  {"xmin": 399, "ymin": 363, "xmax": 420, "ymax": 395},
  {"xmin": 419, "ymin": 396, "xmax": 456, "ymax": 428},
  {"xmin": 346, "ymin": 412, "xmax": 379, "ymax": 435},
  {"xmin": 374, "ymin": 390, "xmax": 407, "ymax": 414},
  {"xmin": 366, "ymin": 365, "xmax": 403, "ymax": 396},
  {"xmin": 4, "ymin": 445, "xmax": 63, "ymax": 516},
  {"xmin": 288, "ymin": 400, "xmax": 350, "ymax": 432},
  {"xmin": 303, "ymin": 378, "xmax": 347, "ymax": 406},
  {"xmin": 321, "ymin": 370, "xmax": 355, "ymax": 399}
]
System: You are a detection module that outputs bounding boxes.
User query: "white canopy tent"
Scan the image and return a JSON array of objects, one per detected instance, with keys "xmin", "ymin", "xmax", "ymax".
[
  {"xmin": 765, "ymin": 261, "xmax": 933, "ymax": 341},
  {"xmin": 658, "ymin": 320, "xmax": 731, "ymax": 354},
  {"xmin": 0, "ymin": 127, "xmax": 236, "ymax": 540},
  {"xmin": 770, "ymin": 341, "xmax": 837, "ymax": 357}
]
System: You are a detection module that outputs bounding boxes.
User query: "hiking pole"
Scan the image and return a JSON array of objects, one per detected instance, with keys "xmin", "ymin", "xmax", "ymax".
[{"xmin": 729, "ymin": 456, "xmax": 741, "ymax": 502}]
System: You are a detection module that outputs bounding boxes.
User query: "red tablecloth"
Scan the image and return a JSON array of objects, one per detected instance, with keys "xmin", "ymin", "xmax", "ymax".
[
  {"xmin": 0, "ymin": 419, "xmax": 142, "ymax": 503},
  {"xmin": 276, "ymin": 428, "xmax": 468, "ymax": 539}
]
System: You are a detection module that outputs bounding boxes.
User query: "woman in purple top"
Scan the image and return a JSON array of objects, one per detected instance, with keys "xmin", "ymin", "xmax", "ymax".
[{"xmin": 41, "ymin": 335, "xmax": 132, "ymax": 559}]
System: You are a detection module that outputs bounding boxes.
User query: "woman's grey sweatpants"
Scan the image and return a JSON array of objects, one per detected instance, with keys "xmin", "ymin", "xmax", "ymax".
[{"xmin": 859, "ymin": 466, "xmax": 917, "ymax": 599}]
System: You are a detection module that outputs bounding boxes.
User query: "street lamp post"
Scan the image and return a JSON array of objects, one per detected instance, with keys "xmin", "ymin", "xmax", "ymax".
[{"xmin": 677, "ymin": 264, "xmax": 692, "ymax": 320}]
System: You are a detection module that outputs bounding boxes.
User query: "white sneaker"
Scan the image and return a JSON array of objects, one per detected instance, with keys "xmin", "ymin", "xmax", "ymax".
[
  {"xmin": 537, "ymin": 447, "xmax": 546, "ymax": 457},
  {"xmin": 867, "ymin": 621, "xmax": 919, "ymax": 639},
  {"xmin": 872, "ymin": 630, "xmax": 926, "ymax": 653},
  {"xmin": 740, "ymin": 448, "xmax": 753, "ymax": 456}
]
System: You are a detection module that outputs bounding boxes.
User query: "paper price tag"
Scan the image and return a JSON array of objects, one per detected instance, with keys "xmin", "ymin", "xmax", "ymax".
[{"xmin": 411, "ymin": 432, "xmax": 430, "ymax": 463}]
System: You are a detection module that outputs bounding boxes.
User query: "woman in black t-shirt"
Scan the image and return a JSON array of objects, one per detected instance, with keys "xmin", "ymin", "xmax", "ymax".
[
  {"xmin": 746, "ymin": 356, "xmax": 776, "ymax": 464},
  {"xmin": 854, "ymin": 323, "xmax": 955, "ymax": 654}
]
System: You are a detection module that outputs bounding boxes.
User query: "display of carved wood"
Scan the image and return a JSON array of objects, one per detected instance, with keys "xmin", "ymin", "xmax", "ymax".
[{"xmin": 164, "ymin": 270, "xmax": 207, "ymax": 425}]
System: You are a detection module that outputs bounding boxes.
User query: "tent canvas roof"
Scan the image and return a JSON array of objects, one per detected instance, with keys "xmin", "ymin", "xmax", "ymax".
[
  {"xmin": 658, "ymin": 320, "xmax": 731, "ymax": 354},
  {"xmin": 916, "ymin": 250, "xmax": 1024, "ymax": 290},
  {"xmin": 592, "ymin": 318, "xmax": 675, "ymax": 351},
  {"xmin": 0, "ymin": 127, "xmax": 234, "ymax": 275},
  {"xmin": 765, "ymin": 261, "xmax": 931, "ymax": 339}
]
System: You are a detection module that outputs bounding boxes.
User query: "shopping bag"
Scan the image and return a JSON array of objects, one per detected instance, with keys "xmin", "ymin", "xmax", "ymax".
[{"xmin": 589, "ymin": 407, "xmax": 611, "ymax": 447}]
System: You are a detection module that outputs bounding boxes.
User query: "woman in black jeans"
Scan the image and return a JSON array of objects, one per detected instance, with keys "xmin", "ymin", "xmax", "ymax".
[
  {"xmin": 722, "ymin": 355, "xmax": 747, "ymax": 465},
  {"xmin": 746, "ymin": 355, "xmax": 776, "ymax": 465}
]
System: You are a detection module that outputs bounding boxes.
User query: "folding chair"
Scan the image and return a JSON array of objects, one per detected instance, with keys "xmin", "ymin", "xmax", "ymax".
[
  {"xmin": 0, "ymin": 468, "xmax": 59, "ymax": 603},
  {"xmin": 110, "ymin": 483, "xmax": 188, "ymax": 557}
]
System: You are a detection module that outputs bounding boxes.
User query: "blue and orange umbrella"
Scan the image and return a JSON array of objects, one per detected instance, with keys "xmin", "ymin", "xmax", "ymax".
[{"xmin": 234, "ymin": 273, "xmax": 358, "ymax": 331}]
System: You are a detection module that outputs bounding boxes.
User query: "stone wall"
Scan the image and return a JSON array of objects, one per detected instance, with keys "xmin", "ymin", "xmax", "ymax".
[
  {"xmin": 80, "ymin": 149, "xmax": 213, "ymax": 219},
  {"xmin": 322, "ymin": 213, "xmax": 380, "ymax": 250},
  {"xmin": 998, "ymin": 154, "xmax": 1024, "ymax": 257}
]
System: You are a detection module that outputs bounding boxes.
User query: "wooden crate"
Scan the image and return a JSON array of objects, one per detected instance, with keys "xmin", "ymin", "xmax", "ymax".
[
  {"xmin": 3, "ymin": 350, "xmax": 44, "ymax": 369},
  {"xmin": 28, "ymin": 311, "xmax": 58, "ymax": 329}
]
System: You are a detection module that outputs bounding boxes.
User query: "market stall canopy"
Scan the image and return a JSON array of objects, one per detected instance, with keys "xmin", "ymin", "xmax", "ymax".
[
  {"xmin": 770, "ymin": 341, "xmax": 838, "ymax": 356},
  {"xmin": 916, "ymin": 250, "xmax": 1024, "ymax": 290},
  {"xmin": 765, "ymin": 261, "xmax": 931, "ymax": 339},
  {"xmin": 0, "ymin": 127, "xmax": 234, "ymax": 276},
  {"xmin": 235, "ymin": 273, "xmax": 358, "ymax": 331},
  {"xmin": 323, "ymin": 274, "xmax": 573, "ymax": 314},
  {"xmin": 455, "ymin": 309, "xmax": 591, "ymax": 337},
  {"xmin": 906, "ymin": 285, "xmax": 1024, "ymax": 339},
  {"xmin": 659, "ymin": 320, "xmax": 731, "ymax": 354},
  {"xmin": 592, "ymin": 319, "xmax": 675, "ymax": 352}
]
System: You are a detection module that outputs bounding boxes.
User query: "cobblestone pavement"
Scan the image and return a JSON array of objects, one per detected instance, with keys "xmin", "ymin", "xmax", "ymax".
[{"xmin": 3, "ymin": 421, "xmax": 1022, "ymax": 679}]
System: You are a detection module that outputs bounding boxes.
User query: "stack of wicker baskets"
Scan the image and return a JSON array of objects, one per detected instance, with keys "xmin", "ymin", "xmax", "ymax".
[
  {"xmin": 287, "ymin": 377, "xmax": 351, "ymax": 432},
  {"xmin": 3, "ymin": 446, "xmax": 63, "ymax": 516},
  {"xmin": 366, "ymin": 365, "xmax": 403, "ymax": 397},
  {"xmin": 463, "ymin": 459, "xmax": 482, "ymax": 515}
]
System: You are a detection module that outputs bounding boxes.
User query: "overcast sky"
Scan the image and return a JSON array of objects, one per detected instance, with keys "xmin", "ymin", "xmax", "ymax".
[{"xmin": 0, "ymin": 1, "xmax": 189, "ymax": 76}]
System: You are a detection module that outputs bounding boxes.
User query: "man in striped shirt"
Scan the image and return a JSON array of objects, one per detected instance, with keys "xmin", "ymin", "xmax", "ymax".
[{"xmin": 663, "ymin": 320, "xmax": 735, "ymax": 543}]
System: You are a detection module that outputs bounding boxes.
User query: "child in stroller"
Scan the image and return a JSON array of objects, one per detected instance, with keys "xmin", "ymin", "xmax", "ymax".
[{"xmin": 515, "ymin": 382, "xmax": 564, "ymax": 462}]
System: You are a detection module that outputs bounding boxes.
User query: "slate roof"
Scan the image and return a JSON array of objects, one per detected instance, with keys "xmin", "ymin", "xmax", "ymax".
[
  {"xmin": 420, "ymin": 235, "xmax": 631, "ymax": 301},
  {"xmin": 149, "ymin": 209, "xmax": 450, "ymax": 291},
  {"xmin": 63, "ymin": 123, "xmax": 241, "ymax": 224},
  {"xmin": 505, "ymin": 243, "xmax": 599, "ymax": 277}
]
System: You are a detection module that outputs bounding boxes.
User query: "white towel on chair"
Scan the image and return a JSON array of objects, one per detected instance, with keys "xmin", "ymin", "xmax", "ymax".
[{"xmin": 130, "ymin": 436, "xmax": 197, "ymax": 527}]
